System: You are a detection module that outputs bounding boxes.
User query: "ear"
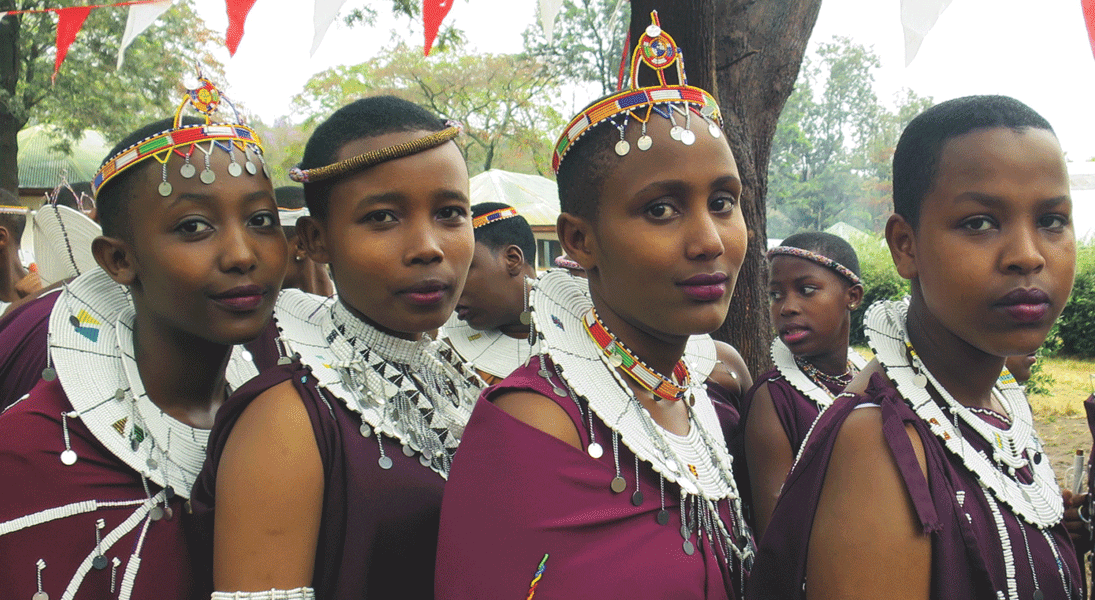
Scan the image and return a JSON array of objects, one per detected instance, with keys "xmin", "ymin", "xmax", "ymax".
[
  {"xmin": 557, "ymin": 213, "xmax": 596, "ymax": 271},
  {"xmin": 296, "ymin": 216, "xmax": 331, "ymax": 264},
  {"xmin": 0, "ymin": 225, "xmax": 9, "ymax": 249},
  {"xmin": 92, "ymin": 235, "xmax": 139, "ymax": 286},
  {"xmin": 885, "ymin": 213, "xmax": 918, "ymax": 280},
  {"xmin": 845, "ymin": 283, "xmax": 864, "ymax": 311},
  {"xmin": 502, "ymin": 245, "xmax": 525, "ymax": 277}
]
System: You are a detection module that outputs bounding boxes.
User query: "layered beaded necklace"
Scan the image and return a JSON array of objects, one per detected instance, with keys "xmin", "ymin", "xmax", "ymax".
[
  {"xmin": 772, "ymin": 338, "xmax": 867, "ymax": 409},
  {"xmin": 865, "ymin": 299, "xmax": 1062, "ymax": 527},
  {"xmin": 583, "ymin": 307, "xmax": 690, "ymax": 403},
  {"xmin": 274, "ymin": 290, "xmax": 483, "ymax": 479},
  {"xmin": 531, "ymin": 270, "xmax": 754, "ymax": 573}
]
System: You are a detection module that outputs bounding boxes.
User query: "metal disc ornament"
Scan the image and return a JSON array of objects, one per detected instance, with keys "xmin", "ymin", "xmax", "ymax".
[
  {"xmin": 670, "ymin": 126, "xmax": 684, "ymax": 140},
  {"xmin": 587, "ymin": 442, "xmax": 604, "ymax": 459},
  {"xmin": 610, "ymin": 476, "xmax": 627, "ymax": 493},
  {"xmin": 42, "ymin": 368, "xmax": 56, "ymax": 381},
  {"xmin": 614, "ymin": 140, "xmax": 631, "ymax": 156},
  {"xmin": 164, "ymin": 486, "xmax": 175, "ymax": 499},
  {"xmin": 708, "ymin": 123, "xmax": 722, "ymax": 138},
  {"xmin": 158, "ymin": 182, "xmax": 173, "ymax": 197},
  {"xmin": 637, "ymin": 135, "xmax": 653, "ymax": 151},
  {"xmin": 200, "ymin": 169, "xmax": 216, "ymax": 184},
  {"xmin": 553, "ymin": 387, "xmax": 567, "ymax": 397},
  {"xmin": 682, "ymin": 540, "xmax": 695, "ymax": 555},
  {"xmin": 538, "ymin": 369, "xmax": 553, "ymax": 379},
  {"xmin": 420, "ymin": 455, "xmax": 432, "ymax": 467},
  {"xmin": 146, "ymin": 457, "xmax": 158, "ymax": 470},
  {"xmin": 656, "ymin": 509, "xmax": 670, "ymax": 525},
  {"xmin": 180, "ymin": 163, "xmax": 197, "ymax": 179},
  {"xmin": 60, "ymin": 449, "xmax": 77, "ymax": 465},
  {"xmin": 608, "ymin": 354, "xmax": 623, "ymax": 368},
  {"xmin": 228, "ymin": 162, "xmax": 243, "ymax": 177},
  {"xmin": 912, "ymin": 373, "xmax": 928, "ymax": 388},
  {"xmin": 378, "ymin": 456, "xmax": 393, "ymax": 470},
  {"xmin": 680, "ymin": 525, "xmax": 690, "ymax": 539},
  {"xmin": 402, "ymin": 444, "xmax": 415, "ymax": 457},
  {"xmin": 246, "ymin": 161, "xmax": 258, "ymax": 175},
  {"xmin": 277, "ymin": 356, "xmax": 293, "ymax": 366},
  {"xmin": 680, "ymin": 129, "xmax": 696, "ymax": 146},
  {"xmin": 33, "ymin": 592, "xmax": 49, "ymax": 600},
  {"xmin": 520, "ymin": 311, "xmax": 532, "ymax": 325},
  {"xmin": 162, "ymin": 505, "xmax": 173, "ymax": 520},
  {"xmin": 92, "ymin": 555, "xmax": 108, "ymax": 570},
  {"xmin": 631, "ymin": 490, "xmax": 644, "ymax": 506},
  {"xmin": 150, "ymin": 506, "xmax": 164, "ymax": 521}
]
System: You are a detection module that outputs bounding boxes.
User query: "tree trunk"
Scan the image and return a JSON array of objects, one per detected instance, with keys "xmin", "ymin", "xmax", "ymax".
[
  {"xmin": 629, "ymin": 0, "xmax": 822, "ymax": 376},
  {"xmin": 0, "ymin": 10, "xmax": 19, "ymax": 195}
]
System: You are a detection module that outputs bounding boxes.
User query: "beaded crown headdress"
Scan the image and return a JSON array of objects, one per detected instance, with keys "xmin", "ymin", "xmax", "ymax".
[
  {"xmin": 551, "ymin": 11, "xmax": 724, "ymax": 174},
  {"xmin": 92, "ymin": 72, "xmax": 267, "ymax": 199}
]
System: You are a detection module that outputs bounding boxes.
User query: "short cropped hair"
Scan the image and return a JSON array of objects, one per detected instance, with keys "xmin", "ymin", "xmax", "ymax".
[
  {"xmin": 96, "ymin": 116, "xmax": 206, "ymax": 240},
  {"xmin": 0, "ymin": 189, "xmax": 26, "ymax": 242},
  {"xmin": 893, "ymin": 95, "xmax": 1054, "ymax": 229},
  {"xmin": 555, "ymin": 94, "xmax": 621, "ymax": 220},
  {"xmin": 779, "ymin": 231, "xmax": 861, "ymax": 282},
  {"xmin": 298, "ymin": 96, "xmax": 450, "ymax": 221},
  {"xmin": 472, "ymin": 202, "xmax": 536, "ymax": 265}
]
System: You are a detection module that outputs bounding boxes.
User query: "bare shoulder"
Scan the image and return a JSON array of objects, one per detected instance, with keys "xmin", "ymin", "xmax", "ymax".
[
  {"xmin": 843, "ymin": 357, "xmax": 883, "ymax": 396},
  {"xmin": 493, "ymin": 390, "xmax": 582, "ymax": 450},
  {"xmin": 710, "ymin": 340, "xmax": 753, "ymax": 392}
]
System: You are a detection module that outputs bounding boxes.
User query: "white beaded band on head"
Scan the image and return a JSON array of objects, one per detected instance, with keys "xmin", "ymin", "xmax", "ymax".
[
  {"xmin": 211, "ymin": 587, "xmax": 316, "ymax": 600},
  {"xmin": 767, "ymin": 245, "xmax": 862, "ymax": 286}
]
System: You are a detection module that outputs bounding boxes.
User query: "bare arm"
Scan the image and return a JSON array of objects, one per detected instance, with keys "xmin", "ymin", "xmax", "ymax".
[
  {"xmin": 744, "ymin": 382, "xmax": 794, "ymax": 540},
  {"xmin": 494, "ymin": 390, "xmax": 582, "ymax": 450},
  {"xmin": 213, "ymin": 380, "xmax": 324, "ymax": 592},
  {"xmin": 709, "ymin": 340, "xmax": 753, "ymax": 400},
  {"xmin": 806, "ymin": 407, "xmax": 931, "ymax": 600}
]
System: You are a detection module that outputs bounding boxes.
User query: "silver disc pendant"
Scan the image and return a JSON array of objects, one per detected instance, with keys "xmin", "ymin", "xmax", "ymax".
[
  {"xmin": 680, "ymin": 525, "xmax": 690, "ymax": 539},
  {"xmin": 114, "ymin": 388, "xmax": 125, "ymax": 401},
  {"xmin": 158, "ymin": 182, "xmax": 172, "ymax": 197},
  {"xmin": 656, "ymin": 509, "xmax": 670, "ymax": 525},
  {"xmin": 645, "ymin": 24, "xmax": 661, "ymax": 37},
  {"xmin": 162, "ymin": 506, "xmax": 173, "ymax": 520},
  {"xmin": 912, "ymin": 373, "xmax": 928, "ymax": 388},
  {"xmin": 359, "ymin": 423, "xmax": 372, "ymax": 437},
  {"xmin": 60, "ymin": 449, "xmax": 77, "ymax": 466},
  {"xmin": 277, "ymin": 356, "xmax": 292, "ymax": 365},
  {"xmin": 228, "ymin": 162, "xmax": 243, "ymax": 177},
  {"xmin": 200, "ymin": 169, "xmax": 216, "ymax": 184},
  {"xmin": 614, "ymin": 140, "xmax": 630, "ymax": 156},
  {"xmin": 180, "ymin": 163, "xmax": 197, "ymax": 179},
  {"xmin": 150, "ymin": 506, "xmax": 164, "ymax": 521},
  {"xmin": 665, "ymin": 459, "xmax": 679, "ymax": 473},
  {"xmin": 538, "ymin": 369, "xmax": 553, "ymax": 379},
  {"xmin": 378, "ymin": 456, "xmax": 393, "ymax": 470},
  {"xmin": 610, "ymin": 476, "xmax": 627, "ymax": 493},
  {"xmin": 402, "ymin": 444, "xmax": 415, "ymax": 457},
  {"xmin": 92, "ymin": 555, "xmax": 107, "ymax": 570},
  {"xmin": 670, "ymin": 126, "xmax": 684, "ymax": 140},
  {"xmin": 587, "ymin": 442, "xmax": 604, "ymax": 459},
  {"xmin": 164, "ymin": 486, "xmax": 175, "ymax": 499},
  {"xmin": 520, "ymin": 311, "xmax": 531, "ymax": 325},
  {"xmin": 146, "ymin": 457, "xmax": 158, "ymax": 470},
  {"xmin": 42, "ymin": 368, "xmax": 56, "ymax": 381},
  {"xmin": 637, "ymin": 135, "xmax": 653, "ymax": 151},
  {"xmin": 246, "ymin": 161, "xmax": 258, "ymax": 175},
  {"xmin": 631, "ymin": 490, "xmax": 644, "ymax": 506},
  {"xmin": 683, "ymin": 540, "xmax": 695, "ymax": 555},
  {"xmin": 709, "ymin": 123, "xmax": 722, "ymax": 138},
  {"xmin": 1033, "ymin": 590, "xmax": 1043, "ymax": 600},
  {"xmin": 552, "ymin": 387, "xmax": 567, "ymax": 397},
  {"xmin": 263, "ymin": 163, "xmax": 271, "ymax": 178},
  {"xmin": 608, "ymin": 354, "xmax": 623, "ymax": 368},
  {"xmin": 33, "ymin": 592, "xmax": 49, "ymax": 600},
  {"xmin": 680, "ymin": 129, "xmax": 696, "ymax": 146},
  {"xmin": 420, "ymin": 455, "xmax": 432, "ymax": 467}
]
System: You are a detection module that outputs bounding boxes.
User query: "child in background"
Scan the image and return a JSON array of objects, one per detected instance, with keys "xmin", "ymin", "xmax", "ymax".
[{"xmin": 275, "ymin": 185, "xmax": 333, "ymax": 297}]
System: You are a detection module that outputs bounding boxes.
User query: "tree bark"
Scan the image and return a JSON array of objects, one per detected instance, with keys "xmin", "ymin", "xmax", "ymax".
[
  {"xmin": 628, "ymin": 0, "xmax": 822, "ymax": 376},
  {"xmin": 0, "ymin": 10, "xmax": 19, "ymax": 195}
]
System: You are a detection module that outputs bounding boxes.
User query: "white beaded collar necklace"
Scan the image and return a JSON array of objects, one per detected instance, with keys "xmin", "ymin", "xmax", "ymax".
[
  {"xmin": 865, "ymin": 299, "xmax": 1062, "ymax": 527},
  {"xmin": 441, "ymin": 311, "xmax": 540, "ymax": 379},
  {"xmin": 47, "ymin": 268, "xmax": 259, "ymax": 498},
  {"xmin": 771, "ymin": 338, "xmax": 867, "ymax": 410},
  {"xmin": 273, "ymin": 289, "xmax": 483, "ymax": 479}
]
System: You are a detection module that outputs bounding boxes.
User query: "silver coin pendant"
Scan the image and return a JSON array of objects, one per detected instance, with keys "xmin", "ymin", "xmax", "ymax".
[
  {"xmin": 637, "ymin": 135, "xmax": 653, "ymax": 151},
  {"xmin": 180, "ymin": 163, "xmax": 197, "ymax": 178},
  {"xmin": 587, "ymin": 442, "xmax": 604, "ymax": 459},
  {"xmin": 378, "ymin": 456, "xmax": 393, "ymax": 470},
  {"xmin": 200, "ymin": 169, "xmax": 216, "ymax": 184},
  {"xmin": 60, "ymin": 449, "xmax": 77, "ymax": 466},
  {"xmin": 228, "ymin": 162, "xmax": 243, "ymax": 177},
  {"xmin": 680, "ymin": 129, "xmax": 696, "ymax": 146},
  {"xmin": 610, "ymin": 476, "xmax": 627, "ymax": 494},
  {"xmin": 614, "ymin": 140, "xmax": 631, "ymax": 156},
  {"xmin": 157, "ymin": 182, "xmax": 172, "ymax": 197}
]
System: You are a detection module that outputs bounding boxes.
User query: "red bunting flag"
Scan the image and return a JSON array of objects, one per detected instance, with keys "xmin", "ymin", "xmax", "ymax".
[
  {"xmin": 225, "ymin": 0, "xmax": 259, "ymax": 56},
  {"xmin": 53, "ymin": 6, "xmax": 93, "ymax": 82},
  {"xmin": 422, "ymin": 0, "xmax": 453, "ymax": 56},
  {"xmin": 1084, "ymin": 0, "xmax": 1095, "ymax": 62}
]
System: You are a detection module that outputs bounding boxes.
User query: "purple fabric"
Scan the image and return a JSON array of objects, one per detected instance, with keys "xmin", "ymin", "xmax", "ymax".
[
  {"xmin": 436, "ymin": 358, "xmax": 747, "ymax": 599},
  {"xmin": 0, "ymin": 290, "xmax": 58, "ymax": 410},
  {"xmin": 748, "ymin": 372, "xmax": 1081, "ymax": 599},
  {"xmin": 190, "ymin": 362, "xmax": 446, "ymax": 599},
  {"xmin": 0, "ymin": 379, "xmax": 196, "ymax": 600}
]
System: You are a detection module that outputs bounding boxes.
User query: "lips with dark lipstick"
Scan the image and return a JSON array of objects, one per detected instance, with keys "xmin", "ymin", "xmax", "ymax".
[
  {"xmin": 399, "ymin": 280, "xmax": 450, "ymax": 306},
  {"xmin": 210, "ymin": 284, "xmax": 267, "ymax": 312},
  {"xmin": 677, "ymin": 273, "xmax": 729, "ymax": 302},
  {"xmin": 995, "ymin": 287, "xmax": 1050, "ymax": 324}
]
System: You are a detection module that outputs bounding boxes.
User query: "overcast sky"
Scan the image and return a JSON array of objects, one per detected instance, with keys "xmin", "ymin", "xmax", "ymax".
[{"xmin": 190, "ymin": 0, "xmax": 1095, "ymax": 163}]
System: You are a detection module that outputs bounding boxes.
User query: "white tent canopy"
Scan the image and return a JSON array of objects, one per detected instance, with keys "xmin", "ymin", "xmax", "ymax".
[{"xmin": 469, "ymin": 169, "xmax": 559, "ymax": 227}]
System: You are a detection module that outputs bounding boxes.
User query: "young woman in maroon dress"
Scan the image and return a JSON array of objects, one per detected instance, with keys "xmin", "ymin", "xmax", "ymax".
[{"xmin": 749, "ymin": 95, "xmax": 1081, "ymax": 599}]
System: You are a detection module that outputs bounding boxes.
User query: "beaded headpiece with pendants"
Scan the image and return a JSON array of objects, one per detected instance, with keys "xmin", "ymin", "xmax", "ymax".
[
  {"xmin": 551, "ymin": 11, "xmax": 724, "ymax": 174},
  {"xmin": 92, "ymin": 71, "xmax": 268, "ymax": 199}
]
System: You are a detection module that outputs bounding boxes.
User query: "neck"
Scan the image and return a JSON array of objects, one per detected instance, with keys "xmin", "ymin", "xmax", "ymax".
[
  {"xmin": 498, "ymin": 277, "xmax": 533, "ymax": 338},
  {"xmin": 343, "ymin": 299, "xmax": 422, "ymax": 341},
  {"xmin": 498, "ymin": 319, "xmax": 530, "ymax": 338},
  {"xmin": 589, "ymin": 287, "xmax": 687, "ymax": 378},
  {"xmin": 905, "ymin": 292, "xmax": 1001, "ymax": 408},
  {"xmin": 0, "ymin": 252, "xmax": 25, "ymax": 302},
  {"xmin": 132, "ymin": 309, "xmax": 233, "ymax": 429},
  {"xmin": 802, "ymin": 324, "xmax": 851, "ymax": 375}
]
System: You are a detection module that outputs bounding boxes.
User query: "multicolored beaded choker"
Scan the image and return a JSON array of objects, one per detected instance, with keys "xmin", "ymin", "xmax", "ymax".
[
  {"xmin": 582, "ymin": 307, "xmax": 690, "ymax": 402},
  {"xmin": 793, "ymin": 355, "xmax": 857, "ymax": 388}
]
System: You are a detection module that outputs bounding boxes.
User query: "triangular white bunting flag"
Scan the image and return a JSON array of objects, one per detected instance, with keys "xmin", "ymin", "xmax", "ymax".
[
  {"xmin": 117, "ymin": 0, "xmax": 174, "ymax": 70},
  {"xmin": 312, "ymin": 0, "xmax": 351, "ymax": 56},
  {"xmin": 900, "ymin": 0, "xmax": 953, "ymax": 66},
  {"xmin": 539, "ymin": 0, "xmax": 564, "ymax": 44}
]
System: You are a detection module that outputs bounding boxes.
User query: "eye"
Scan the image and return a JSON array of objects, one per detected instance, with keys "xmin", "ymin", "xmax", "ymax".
[
  {"xmin": 646, "ymin": 201, "xmax": 679, "ymax": 220},
  {"xmin": 1038, "ymin": 213, "xmax": 1069, "ymax": 231},
  {"xmin": 438, "ymin": 206, "xmax": 467, "ymax": 221},
  {"xmin": 176, "ymin": 218, "xmax": 212, "ymax": 235},
  {"xmin": 801, "ymin": 285, "xmax": 818, "ymax": 296},
  {"xmin": 709, "ymin": 195, "xmax": 737, "ymax": 214},
  {"xmin": 363, "ymin": 210, "xmax": 397, "ymax": 224},
  {"xmin": 248, "ymin": 212, "xmax": 277, "ymax": 228},
  {"xmin": 768, "ymin": 290, "xmax": 783, "ymax": 302},
  {"xmin": 960, "ymin": 216, "xmax": 996, "ymax": 232}
]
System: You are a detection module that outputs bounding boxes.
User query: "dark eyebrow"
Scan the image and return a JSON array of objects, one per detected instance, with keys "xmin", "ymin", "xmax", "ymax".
[
  {"xmin": 955, "ymin": 192, "xmax": 1071, "ymax": 210},
  {"xmin": 710, "ymin": 175, "xmax": 742, "ymax": 192}
]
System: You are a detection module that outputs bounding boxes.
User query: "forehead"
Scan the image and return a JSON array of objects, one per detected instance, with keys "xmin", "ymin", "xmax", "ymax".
[
  {"xmin": 929, "ymin": 127, "xmax": 1068, "ymax": 207},
  {"xmin": 329, "ymin": 132, "xmax": 469, "ymax": 205},
  {"xmin": 769, "ymin": 254, "xmax": 846, "ymax": 286}
]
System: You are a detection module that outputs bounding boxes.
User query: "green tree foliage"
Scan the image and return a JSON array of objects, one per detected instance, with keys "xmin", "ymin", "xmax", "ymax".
[
  {"xmin": 292, "ymin": 46, "xmax": 566, "ymax": 176},
  {"xmin": 1055, "ymin": 243, "xmax": 1095, "ymax": 357},
  {"xmin": 767, "ymin": 37, "xmax": 932, "ymax": 237},
  {"xmin": 847, "ymin": 233, "xmax": 909, "ymax": 346},
  {"xmin": 0, "ymin": 2, "xmax": 223, "ymax": 192},
  {"xmin": 523, "ymin": 0, "xmax": 630, "ymax": 96}
]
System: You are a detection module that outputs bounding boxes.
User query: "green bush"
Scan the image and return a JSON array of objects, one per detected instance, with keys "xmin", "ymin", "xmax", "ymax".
[
  {"xmin": 1056, "ymin": 244, "xmax": 1095, "ymax": 357},
  {"xmin": 847, "ymin": 235, "xmax": 909, "ymax": 346}
]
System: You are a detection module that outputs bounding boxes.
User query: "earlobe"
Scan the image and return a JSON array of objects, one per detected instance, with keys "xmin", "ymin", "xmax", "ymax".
[
  {"xmin": 846, "ymin": 283, "xmax": 864, "ymax": 311},
  {"xmin": 557, "ymin": 213, "xmax": 596, "ymax": 271},
  {"xmin": 0, "ymin": 225, "xmax": 9, "ymax": 248},
  {"xmin": 91, "ymin": 236, "xmax": 139, "ymax": 286},
  {"xmin": 504, "ymin": 245, "xmax": 525, "ymax": 276},
  {"xmin": 296, "ymin": 217, "xmax": 331, "ymax": 265},
  {"xmin": 885, "ymin": 214, "xmax": 918, "ymax": 280}
]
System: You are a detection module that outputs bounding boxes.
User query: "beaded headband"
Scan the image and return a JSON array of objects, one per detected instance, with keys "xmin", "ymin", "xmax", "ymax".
[
  {"xmin": 0, "ymin": 204, "xmax": 28, "ymax": 216},
  {"xmin": 551, "ymin": 11, "xmax": 724, "ymax": 174},
  {"xmin": 767, "ymin": 246, "xmax": 862, "ymax": 286},
  {"xmin": 288, "ymin": 122, "xmax": 462, "ymax": 184},
  {"xmin": 92, "ymin": 74, "xmax": 267, "ymax": 199},
  {"xmin": 554, "ymin": 255, "xmax": 584, "ymax": 271},
  {"xmin": 472, "ymin": 207, "xmax": 519, "ymax": 229}
]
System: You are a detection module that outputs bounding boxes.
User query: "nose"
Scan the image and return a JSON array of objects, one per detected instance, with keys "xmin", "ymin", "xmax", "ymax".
[
  {"xmin": 1002, "ymin": 223, "xmax": 1046, "ymax": 276},
  {"xmin": 219, "ymin": 221, "xmax": 258, "ymax": 275},
  {"xmin": 779, "ymin": 296, "xmax": 801, "ymax": 317},
  {"xmin": 685, "ymin": 209, "xmax": 725, "ymax": 262},
  {"xmin": 405, "ymin": 218, "xmax": 445, "ymax": 266}
]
